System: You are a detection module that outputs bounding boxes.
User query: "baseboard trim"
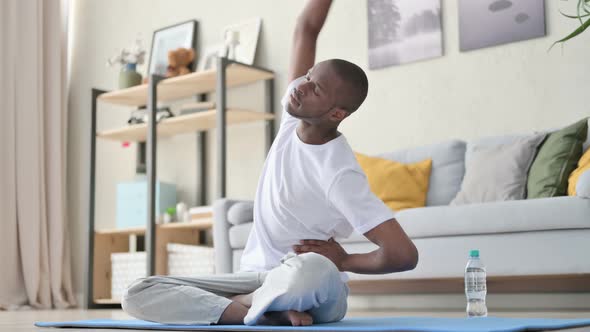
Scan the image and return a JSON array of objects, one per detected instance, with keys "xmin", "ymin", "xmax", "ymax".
[
  {"xmin": 347, "ymin": 293, "xmax": 590, "ymax": 311},
  {"xmin": 348, "ymin": 274, "xmax": 590, "ymax": 294}
]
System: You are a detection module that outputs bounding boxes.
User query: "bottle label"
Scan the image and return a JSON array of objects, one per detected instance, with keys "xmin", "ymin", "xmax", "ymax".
[{"xmin": 465, "ymin": 271, "xmax": 487, "ymax": 292}]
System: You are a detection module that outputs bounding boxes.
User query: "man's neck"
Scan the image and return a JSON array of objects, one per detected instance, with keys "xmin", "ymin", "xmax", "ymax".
[{"xmin": 296, "ymin": 121, "xmax": 340, "ymax": 145}]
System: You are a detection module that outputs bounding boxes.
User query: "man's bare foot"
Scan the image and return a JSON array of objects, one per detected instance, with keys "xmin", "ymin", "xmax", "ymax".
[
  {"xmin": 230, "ymin": 293, "xmax": 253, "ymax": 308},
  {"xmin": 258, "ymin": 310, "xmax": 313, "ymax": 326}
]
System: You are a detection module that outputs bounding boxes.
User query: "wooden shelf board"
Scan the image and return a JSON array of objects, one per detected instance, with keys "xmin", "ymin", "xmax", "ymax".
[
  {"xmin": 98, "ymin": 63, "xmax": 274, "ymax": 107},
  {"xmin": 160, "ymin": 219, "xmax": 213, "ymax": 230},
  {"xmin": 95, "ymin": 227, "xmax": 145, "ymax": 236},
  {"xmin": 95, "ymin": 219, "xmax": 213, "ymax": 235},
  {"xmin": 94, "ymin": 298, "xmax": 121, "ymax": 304},
  {"xmin": 96, "ymin": 109, "xmax": 274, "ymax": 142}
]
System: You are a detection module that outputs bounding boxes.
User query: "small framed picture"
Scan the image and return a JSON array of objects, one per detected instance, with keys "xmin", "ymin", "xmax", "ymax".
[
  {"xmin": 197, "ymin": 44, "xmax": 226, "ymax": 71},
  {"xmin": 221, "ymin": 17, "xmax": 262, "ymax": 65},
  {"xmin": 147, "ymin": 20, "xmax": 198, "ymax": 77}
]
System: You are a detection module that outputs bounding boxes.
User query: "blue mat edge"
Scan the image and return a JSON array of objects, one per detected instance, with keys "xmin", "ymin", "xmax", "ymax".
[{"xmin": 34, "ymin": 317, "xmax": 590, "ymax": 332}]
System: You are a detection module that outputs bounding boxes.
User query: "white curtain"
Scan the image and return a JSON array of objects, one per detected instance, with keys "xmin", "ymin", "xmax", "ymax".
[{"xmin": 0, "ymin": 0, "xmax": 76, "ymax": 309}]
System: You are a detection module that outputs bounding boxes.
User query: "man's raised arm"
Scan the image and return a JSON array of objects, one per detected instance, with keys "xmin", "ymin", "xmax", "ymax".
[{"xmin": 288, "ymin": 0, "xmax": 333, "ymax": 83}]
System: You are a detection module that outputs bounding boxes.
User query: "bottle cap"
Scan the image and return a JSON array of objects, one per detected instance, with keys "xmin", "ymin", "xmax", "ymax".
[{"xmin": 470, "ymin": 249, "xmax": 480, "ymax": 258}]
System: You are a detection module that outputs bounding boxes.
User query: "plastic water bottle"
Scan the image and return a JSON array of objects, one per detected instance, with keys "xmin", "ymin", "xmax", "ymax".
[{"xmin": 465, "ymin": 249, "xmax": 488, "ymax": 317}]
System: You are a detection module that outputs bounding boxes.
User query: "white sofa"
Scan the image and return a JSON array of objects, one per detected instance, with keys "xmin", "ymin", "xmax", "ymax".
[{"xmin": 213, "ymin": 128, "xmax": 590, "ymax": 294}]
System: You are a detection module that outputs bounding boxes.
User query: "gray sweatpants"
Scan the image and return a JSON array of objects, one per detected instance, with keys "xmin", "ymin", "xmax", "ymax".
[{"xmin": 121, "ymin": 252, "xmax": 348, "ymax": 325}]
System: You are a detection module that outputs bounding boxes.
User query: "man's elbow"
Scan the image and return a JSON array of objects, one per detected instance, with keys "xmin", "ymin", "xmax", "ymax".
[
  {"xmin": 396, "ymin": 243, "xmax": 419, "ymax": 272},
  {"xmin": 404, "ymin": 244, "xmax": 419, "ymax": 271}
]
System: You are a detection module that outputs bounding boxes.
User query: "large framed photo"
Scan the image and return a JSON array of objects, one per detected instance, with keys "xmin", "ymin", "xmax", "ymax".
[
  {"xmin": 147, "ymin": 20, "xmax": 198, "ymax": 76},
  {"xmin": 368, "ymin": 0, "xmax": 443, "ymax": 69},
  {"xmin": 459, "ymin": 0, "xmax": 546, "ymax": 52}
]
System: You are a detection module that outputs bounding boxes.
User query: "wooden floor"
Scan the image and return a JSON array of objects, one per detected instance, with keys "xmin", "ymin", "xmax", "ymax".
[{"xmin": 2, "ymin": 309, "xmax": 590, "ymax": 331}]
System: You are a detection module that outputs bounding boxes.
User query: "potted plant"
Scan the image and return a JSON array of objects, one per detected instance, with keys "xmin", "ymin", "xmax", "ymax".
[
  {"xmin": 107, "ymin": 37, "xmax": 146, "ymax": 89},
  {"xmin": 553, "ymin": 0, "xmax": 590, "ymax": 47}
]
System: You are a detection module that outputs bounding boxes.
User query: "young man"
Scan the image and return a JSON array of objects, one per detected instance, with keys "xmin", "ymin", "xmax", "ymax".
[{"xmin": 122, "ymin": 0, "xmax": 418, "ymax": 326}]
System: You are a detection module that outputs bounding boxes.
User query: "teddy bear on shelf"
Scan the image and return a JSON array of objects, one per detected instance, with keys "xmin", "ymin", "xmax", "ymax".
[{"xmin": 166, "ymin": 47, "xmax": 195, "ymax": 78}]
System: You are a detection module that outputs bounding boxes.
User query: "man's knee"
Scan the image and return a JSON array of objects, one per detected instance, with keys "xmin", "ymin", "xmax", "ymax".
[
  {"xmin": 283, "ymin": 253, "xmax": 340, "ymax": 295},
  {"xmin": 121, "ymin": 276, "xmax": 159, "ymax": 319},
  {"xmin": 293, "ymin": 252, "xmax": 339, "ymax": 275}
]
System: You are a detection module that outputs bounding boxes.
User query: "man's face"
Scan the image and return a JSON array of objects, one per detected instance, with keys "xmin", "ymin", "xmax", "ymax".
[{"xmin": 286, "ymin": 63, "xmax": 343, "ymax": 121}]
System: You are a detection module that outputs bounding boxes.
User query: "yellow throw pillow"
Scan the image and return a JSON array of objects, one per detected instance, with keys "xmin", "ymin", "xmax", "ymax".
[
  {"xmin": 568, "ymin": 147, "xmax": 590, "ymax": 196},
  {"xmin": 355, "ymin": 153, "xmax": 432, "ymax": 211}
]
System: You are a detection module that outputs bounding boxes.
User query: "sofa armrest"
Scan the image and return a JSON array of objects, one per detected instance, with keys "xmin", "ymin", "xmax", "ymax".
[
  {"xmin": 576, "ymin": 170, "xmax": 590, "ymax": 198},
  {"xmin": 213, "ymin": 199, "xmax": 253, "ymax": 274}
]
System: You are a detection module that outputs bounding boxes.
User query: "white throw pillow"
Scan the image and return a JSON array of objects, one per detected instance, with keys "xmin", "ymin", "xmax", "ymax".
[
  {"xmin": 227, "ymin": 201, "xmax": 254, "ymax": 225},
  {"xmin": 451, "ymin": 134, "xmax": 546, "ymax": 205}
]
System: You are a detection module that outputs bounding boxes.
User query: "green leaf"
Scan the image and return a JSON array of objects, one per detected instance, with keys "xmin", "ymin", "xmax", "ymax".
[
  {"xmin": 550, "ymin": 16, "xmax": 590, "ymax": 49},
  {"xmin": 560, "ymin": 10, "xmax": 590, "ymax": 19}
]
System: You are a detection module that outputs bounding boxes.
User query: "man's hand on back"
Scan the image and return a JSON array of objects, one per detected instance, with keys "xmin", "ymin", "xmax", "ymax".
[{"xmin": 293, "ymin": 238, "xmax": 349, "ymax": 271}]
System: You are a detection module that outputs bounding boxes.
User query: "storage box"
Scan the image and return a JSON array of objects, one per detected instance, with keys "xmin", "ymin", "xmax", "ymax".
[
  {"xmin": 167, "ymin": 243, "xmax": 215, "ymax": 276},
  {"xmin": 116, "ymin": 179, "xmax": 176, "ymax": 228},
  {"xmin": 111, "ymin": 252, "xmax": 146, "ymax": 300}
]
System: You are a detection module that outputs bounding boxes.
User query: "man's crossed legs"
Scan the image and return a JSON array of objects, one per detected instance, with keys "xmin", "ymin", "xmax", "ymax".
[{"xmin": 122, "ymin": 252, "xmax": 348, "ymax": 326}]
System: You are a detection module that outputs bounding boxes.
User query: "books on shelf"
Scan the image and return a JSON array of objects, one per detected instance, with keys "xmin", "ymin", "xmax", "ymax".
[{"xmin": 179, "ymin": 101, "xmax": 216, "ymax": 114}]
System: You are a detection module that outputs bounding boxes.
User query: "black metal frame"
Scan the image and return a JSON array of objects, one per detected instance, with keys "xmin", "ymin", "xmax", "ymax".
[
  {"xmin": 147, "ymin": 20, "xmax": 199, "ymax": 77},
  {"xmin": 86, "ymin": 58, "xmax": 275, "ymax": 308}
]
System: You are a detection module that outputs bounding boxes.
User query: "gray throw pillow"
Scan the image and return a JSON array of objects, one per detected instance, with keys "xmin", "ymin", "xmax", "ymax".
[
  {"xmin": 227, "ymin": 201, "xmax": 254, "ymax": 225},
  {"xmin": 451, "ymin": 134, "xmax": 546, "ymax": 205}
]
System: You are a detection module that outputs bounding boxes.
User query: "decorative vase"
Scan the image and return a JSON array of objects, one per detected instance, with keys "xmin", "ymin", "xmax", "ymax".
[{"xmin": 119, "ymin": 63, "xmax": 142, "ymax": 89}]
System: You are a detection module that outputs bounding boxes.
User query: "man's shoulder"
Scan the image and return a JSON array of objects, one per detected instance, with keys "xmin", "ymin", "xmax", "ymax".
[{"xmin": 329, "ymin": 135, "xmax": 361, "ymax": 166}]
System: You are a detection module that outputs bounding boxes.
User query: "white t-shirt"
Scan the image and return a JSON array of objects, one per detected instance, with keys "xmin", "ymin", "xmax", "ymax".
[{"xmin": 239, "ymin": 77, "xmax": 395, "ymax": 274}]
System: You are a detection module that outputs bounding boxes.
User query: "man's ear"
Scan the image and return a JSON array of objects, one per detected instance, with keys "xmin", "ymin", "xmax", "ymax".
[{"xmin": 330, "ymin": 108, "xmax": 350, "ymax": 122}]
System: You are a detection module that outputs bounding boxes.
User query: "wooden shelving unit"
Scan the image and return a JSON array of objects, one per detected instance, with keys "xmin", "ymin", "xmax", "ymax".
[
  {"xmin": 98, "ymin": 64, "xmax": 273, "ymax": 107},
  {"xmin": 97, "ymin": 109, "xmax": 273, "ymax": 142},
  {"xmin": 92, "ymin": 218, "xmax": 213, "ymax": 303},
  {"xmin": 88, "ymin": 58, "xmax": 275, "ymax": 308}
]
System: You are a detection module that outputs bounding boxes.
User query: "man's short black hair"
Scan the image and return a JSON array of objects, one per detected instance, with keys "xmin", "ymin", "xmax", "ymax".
[{"xmin": 326, "ymin": 59, "xmax": 369, "ymax": 113}]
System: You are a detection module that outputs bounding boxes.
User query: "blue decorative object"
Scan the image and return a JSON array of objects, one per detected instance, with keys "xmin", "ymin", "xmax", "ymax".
[{"xmin": 116, "ymin": 179, "xmax": 176, "ymax": 229}]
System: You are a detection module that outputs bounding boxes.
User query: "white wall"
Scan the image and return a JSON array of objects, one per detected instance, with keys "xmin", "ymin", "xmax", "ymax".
[{"xmin": 67, "ymin": 0, "xmax": 590, "ymax": 302}]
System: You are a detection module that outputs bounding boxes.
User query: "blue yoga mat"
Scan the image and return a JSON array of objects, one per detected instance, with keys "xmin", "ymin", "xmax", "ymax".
[{"xmin": 35, "ymin": 316, "xmax": 590, "ymax": 332}]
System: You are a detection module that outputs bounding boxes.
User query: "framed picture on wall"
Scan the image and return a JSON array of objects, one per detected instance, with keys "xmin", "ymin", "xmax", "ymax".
[
  {"xmin": 459, "ymin": 0, "xmax": 546, "ymax": 51},
  {"xmin": 367, "ymin": 0, "xmax": 443, "ymax": 69},
  {"xmin": 147, "ymin": 20, "xmax": 198, "ymax": 77}
]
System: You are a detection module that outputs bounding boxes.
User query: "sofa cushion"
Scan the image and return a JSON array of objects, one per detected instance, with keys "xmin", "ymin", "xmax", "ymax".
[
  {"xmin": 451, "ymin": 134, "xmax": 546, "ymax": 205},
  {"xmin": 229, "ymin": 222, "xmax": 253, "ymax": 248},
  {"xmin": 355, "ymin": 153, "xmax": 432, "ymax": 211},
  {"xmin": 378, "ymin": 140, "xmax": 466, "ymax": 206},
  {"xmin": 343, "ymin": 230, "xmax": 590, "ymax": 280},
  {"xmin": 584, "ymin": 120, "xmax": 590, "ymax": 151},
  {"xmin": 465, "ymin": 134, "xmax": 531, "ymax": 166},
  {"xmin": 528, "ymin": 118, "xmax": 588, "ymax": 198},
  {"xmin": 229, "ymin": 197, "xmax": 590, "ymax": 249},
  {"xmin": 338, "ymin": 196, "xmax": 590, "ymax": 244},
  {"xmin": 569, "ymin": 148, "xmax": 590, "ymax": 196},
  {"xmin": 227, "ymin": 201, "xmax": 254, "ymax": 225},
  {"xmin": 576, "ymin": 170, "xmax": 590, "ymax": 198}
]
